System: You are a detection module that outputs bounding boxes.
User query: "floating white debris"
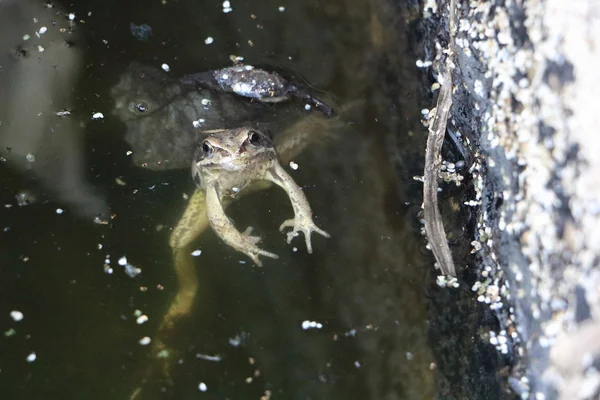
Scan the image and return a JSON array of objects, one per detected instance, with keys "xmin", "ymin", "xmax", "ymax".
[
  {"xmin": 278, "ymin": 6, "xmax": 285, "ymax": 12},
  {"xmin": 191, "ymin": 249, "xmax": 202, "ymax": 257},
  {"xmin": 10, "ymin": 310, "xmax": 24, "ymax": 322},
  {"xmin": 416, "ymin": 59, "xmax": 433, "ymax": 68},
  {"xmin": 192, "ymin": 118, "xmax": 206, "ymax": 128},
  {"xmin": 124, "ymin": 264, "xmax": 142, "ymax": 278},
  {"xmin": 136, "ymin": 315, "xmax": 149, "ymax": 325},
  {"xmin": 301, "ymin": 320, "xmax": 323, "ymax": 330},
  {"xmin": 289, "ymin": 161, "xmax": 299, "ymax": 170},
  {"xmin": 292, "ymin": 247, "xmax": 298, "ymax": 252},
  {"xmin": 37, "ymin": 45, "xmax": 45, "ymax": 52},
  {"xmin": 126, "ymin": 151, "xmax": 133, "ymax": 156},
  {"xmin": 56, "ymin": 208, "xmax": 64, "ymax": 215},
  {"xmin": 26, "ymin": 153, "xmax": 35, "ymax": 163},
  {"xmin": 161, "ymin": 63, "xmax": 170, "ymax": 72},
  {"xmin": 39, "ymin": 26, "xmax": 47, "ymax": 34},
  {"xmin": 118, "ymin": 256, "xmax": 127, "ymax": 266},
  {"xmin": 92, "ymin": 112, "xmax": 104, "ymax": 120},
  {"xmin": 103, "ymin": 264, "xmax": 113, "ymax": 274},
  {"xmin": 204, "ymin": 36, "xmax": 214, "ymax": 45},
  {"xmin": 23, "ymin": 34, "xmax": 30, "ymax": 40},
  {"xmin": 201, "ymin": 99, "xmax": 211, "ymax": 106},
  {"xmin": 304, "ymin": 104, "xmax": 311, "ymax": 111},
  {"xmin": 232, "ymin": 187, "xmax": 239, "ymax": 193},
  {"xmin": 198, "ymin": 382, "xmax": 208, "ymax": 392},
  {"xmin": 222, "ymin": 0, "xmax": 232, "ymax": 13},
  {"xmin": 196, "ymin": 353, "xmax": 222, "ymax": 362},
  {"xmin": 26, "ymin": 352, "xmax": 37, "ymax": 363},
  {"xmin": 139, "ymin": 336, "xmax": 151, "ymax": 346},
  {"xmin": 68, "ymin": 13, "xmax": 75, "ymax": 21}
]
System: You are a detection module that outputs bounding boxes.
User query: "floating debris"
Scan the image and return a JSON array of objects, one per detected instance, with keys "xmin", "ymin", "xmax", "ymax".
[
  {"xmin": 204, "ymin": 36, "xmax": 214, "ymax": 45},
  {"xmin": 192, "ymin": 118, "xmax": 206, "ymax": 128},
  {"xmin": 161, "ymin": 63, "xmax": 170, "ymax": 72},
  {"xmin": 55, "ymin": 208, "xmax": 64, "ymax": 215},
  {"xmin": 196, "ymin": 353, "xmax": 222, "ymax": 362},
  {"xmin": 301, "ymin": 320, "xmax": 323, "ymax": 330},
  {"xmin": 191, "ymin": 249, "xmax": 202, "ymax": 257},
  {"xmin": 26, "ymin": 352, "xmax": 37, "ymax": 363},
  {"xmin": 138, "ymin": 336, "xmax": 151, "ymax": 346},
  {"xmin": 222, "ymin": 0, "xmax": 232, "ymax": 13},
  {"xmin": 92, "ymin": 112, "xmax": 104, "ymax": 120},
  {"xmin": 136, "ymin": 315, "xmax": 148, "ymax": 325},
  {"xmin": 130, "ymin": 23, "xmax": 152, "ymax": 41},
  {"xmin": 198, "ymin": 382, "xmax": 208, "ymax": 392},
  {"xmin": 10, "ymin": 311, "xmax": 24, "ymax": 322}
]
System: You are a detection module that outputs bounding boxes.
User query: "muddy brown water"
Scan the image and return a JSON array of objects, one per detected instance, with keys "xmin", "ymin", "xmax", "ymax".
[{"xmin": 0, "ymin": 1, "xmax": 505, "ymax": 399}]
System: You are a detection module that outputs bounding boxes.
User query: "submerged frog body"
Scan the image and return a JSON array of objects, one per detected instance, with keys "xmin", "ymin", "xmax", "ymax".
[{"xmin": 192, "ymin": 127, "xmax": 329, "ymax": 265}]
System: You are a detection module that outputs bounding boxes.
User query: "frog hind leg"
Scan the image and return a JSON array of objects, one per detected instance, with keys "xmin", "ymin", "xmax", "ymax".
[{"xmin": 130, "ymin": 189, "xmax": 209, "ymax": 399}]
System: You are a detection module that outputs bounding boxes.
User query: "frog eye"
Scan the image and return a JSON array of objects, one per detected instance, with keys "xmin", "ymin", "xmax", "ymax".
[
  {"xmin": 248, "ymin": 131, "xmax": 262, "ymax": 145},
  {"xmin": 202, "ymin": 141, "xmax": 213, "ymax": 154}
]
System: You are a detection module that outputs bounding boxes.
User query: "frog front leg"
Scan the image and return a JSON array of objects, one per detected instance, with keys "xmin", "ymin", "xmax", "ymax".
[
  {"xmin": 265, "ymin": 163, "xmax": 330, "ymax": 253},
  {"xmin": 205, "ymin": 184, "xmax": 278, "ymax": 266}
]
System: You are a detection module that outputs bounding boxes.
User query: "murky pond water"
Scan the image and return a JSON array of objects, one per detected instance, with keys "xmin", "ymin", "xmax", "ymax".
[{"xmin": 0, "ymin": 1, "xmax": 491, "ymax": 399}]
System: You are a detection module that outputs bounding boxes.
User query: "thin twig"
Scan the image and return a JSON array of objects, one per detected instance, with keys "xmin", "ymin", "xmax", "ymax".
[{"xmin": 423, "ymin": 0, "xmax": 457, "ymax": 276}]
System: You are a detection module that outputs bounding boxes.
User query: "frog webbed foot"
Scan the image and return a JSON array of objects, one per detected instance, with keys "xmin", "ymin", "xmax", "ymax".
[
  {"xmin": 239, "ymin": 226, "xmax": 279, "ymax": 266},
  {"xmin": 279, "ymin": 217, "xmax": 330, "ymax": 254}
]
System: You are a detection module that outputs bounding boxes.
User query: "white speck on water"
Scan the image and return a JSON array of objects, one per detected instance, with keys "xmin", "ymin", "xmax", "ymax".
[
  {"xmin": 139, "ymin": 336, "xmax": 151, "ymax": 346},
  {"xmin": 196, "ymin": 353, "xmax": 222, "ymax": 362},
  {"xmin": 421, "ymin": 108, "xmax": 430, "ymax": 116},
  {"xmin": 204, "ymin": 36, "xmax": 214, "ymax": 45},
  {"xmin": 232, "ymin": 187, "xmax": 239, "ymax": 193},
  {"xmin": 191, "ymin": 249, "xmax": 202, "ymax": 257},
  {"xmin": 68, "ymin": 13, "xmax": 75, "ymax": 21},
  {"xmin": 198, "ymin": 382, "xmax": 208, "ymax": 392},
  {"xmin": 304, "ymin": 104, "xmax": 311, "ymax": 111},
  {"xmin": 278, "ymin": 6, "xmax": 285, "ymax": 12},
  {"xmin": 201, "ymin": 99, "xmax": 211, "ymax": 106},
  {"xmin": 354, "ymin": 360, "xmax": 361, "ymax": 368},
  {"xmin": 23, "ymin": 34, "xmax": 30, "ymax": 40},
  {"xmin": 10, "ymin": 311, "xmax": 24, "ymax": 322},
  {"xmin": 37, "ymin": 45, "xmax": 44, "ymax": 52},
  {"xmin": 136, "ymin": 315, "xmax": 149, "ymax": 325},
  {"xmin": 124, "ymin": 264, "xmax": 141, "ymax": 278},
  {"xmin": 301, "ymin": 320, "xmax": 323, "ymax": 330},
  {"xmin": 126, "ymin": 151, "xmax": 133, "ymax": 156},
  {"xmin": 192, "ymin": 118, "xmax": 206, "ymax": 128},
  {"xmin": 118, "ymin": 256, "xmax": 127, "ymax": 266},
  {"xmin": 292, "ymin": 247, "xmax": 298, "ymax": 252},
  {"xmin": 39, "ymin": 26, "xmax": 47, "ymax": 34},
  {"xmin": 161, "ymin": 63, "xmax": 170, "ymax": 72},
  {"xmin": 289, "ymin": 161, "xmax": 299, "ymax": 170},
  {"xmin": 26, "ymin": 153, "xmax": 35, "ymax": 163},
  {"xmin": 26, "ymin": 352, "xmax": 37, "ymax": 363},
  {"xmin": 92, "ymin": 112, "xmax": 104, "ymax": 120},
  {"xmin": 55, "ymin": 208, "xmax": 64, "ymax": 214}
]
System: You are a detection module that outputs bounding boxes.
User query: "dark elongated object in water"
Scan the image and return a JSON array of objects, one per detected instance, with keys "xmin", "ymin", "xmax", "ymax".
[{"xmin": 181, "ymin": 65, "xmax": 335, "ymax": 117}]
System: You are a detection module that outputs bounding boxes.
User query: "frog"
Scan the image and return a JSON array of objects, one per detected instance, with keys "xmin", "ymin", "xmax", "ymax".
[
  {"xmin": 120, "ymin": 62, "xmax": 338, "ymax": 398},
  {"xmin": 189, "ymin": 126, "xmax": 330, "ymax": 265}
]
